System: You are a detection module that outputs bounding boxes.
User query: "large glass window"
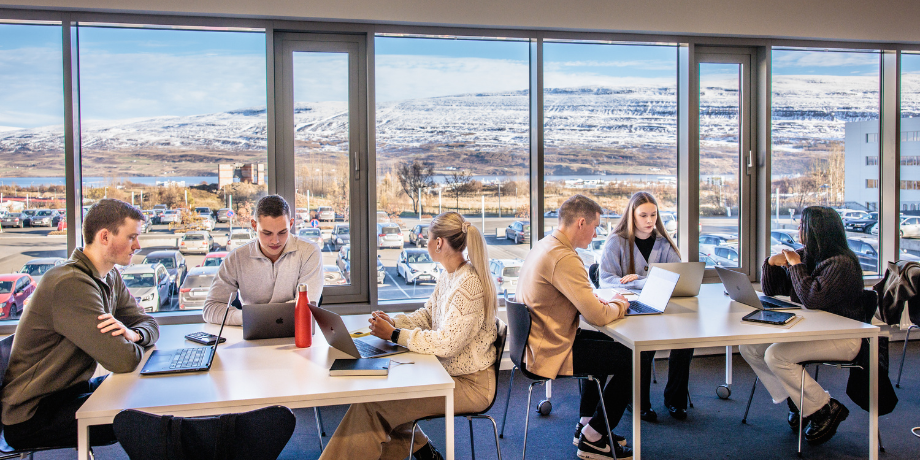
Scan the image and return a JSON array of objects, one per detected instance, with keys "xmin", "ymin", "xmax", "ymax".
[
  {"xmin": 543, "ymin": 42, "xmax": 678, "ymax": 268},
  {"xmin": 901, "ymin": 53, "xmax": 920, "ymax": 262},
  {"xmin": 0, "ymin": 23, "xmax": 65, "ymax": 322},
  {"xmin": 77, "ymin": 26, "xmax": 267, "ymax": 313},
  {"xmin": 375, "ymin": 36, "xmax": 529, "ymax": 302},
  {"xmin": 770, "ymin": 48, "xmax": 881, "ymax": 275}
]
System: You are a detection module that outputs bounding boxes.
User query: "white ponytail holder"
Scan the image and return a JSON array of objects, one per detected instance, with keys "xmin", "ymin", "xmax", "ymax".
[{"xmin": 461, "ymin": 221, "xmax": 471, "ymax": 234}]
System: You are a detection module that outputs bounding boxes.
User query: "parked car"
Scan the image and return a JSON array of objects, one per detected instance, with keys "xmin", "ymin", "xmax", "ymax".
[
  {"xmin": 337, "ymin": 244, "xmax": 351, "ymax": 282},
  {"xmin": 179, "ymin": 231, "xmax": 214, "ymax": 255},
  {"xmin": 122, "ymin": 263, "xmax": 172, "ymax": 312},
  {"xmin": 900, "ymin": 216, "xmax": 920, "ymax": 238},
  {"xmin": 376, "ymin": 211, "xmax": 390, "ymax": 223},
  {"xmin": 160, "ymin": 209, "xmax": 180, "ymax": 224},
  {"xmin": 142, "ymin": 250, "xmax": 187, "ymax": 290},
  {"xmin": 0, "ymin": 273, "xmax": 36, "ymax": 319},
  {"xmin": 216, "ymin": 208, "xmax": 232, "ymax": 223},
  {"xmin": 28, "ymin": 209, "xmax": 56, "ymax": 227},
  {"xmin": 659, "ymin": 211, "xmax": 678, "ymax": 238},
  {"xmin": 297, "ymin": 227, "xmax": 324, "ymax": 248},
  {"xmin": 771, "ymin": 229, "xmax": 803, "ymax": 250},
  {"xmin": 489, "ymin": 258, "xmax": 523, "ymax": 295},
  {"xmin": 710, "ymin": 244, "xmax": 739, "ymax": 267},
  {"xmin": 699, "ymin": 252, "xmax": 717, "ymax": 267},
  {"xmin": 200, "ymin": 251, "xmax": 228, "ymax": 267},
  {"xmin": 317, "ymin": 206, "xmax": 336, "ymax": 222},
  {"xmin": 195, "ymin": 207, "xmax": 213, "ymax": 218},
  {"xmin": 699, "ymin": 233, "xmax": 738, "ymax": 257},
  {"xmin": 576, "ymin": 237, "xmax": 606, "ymax": 267},
  {"xmin": 20, "ymin": 209, "xmax": 38, "ymax": 227},
  {"xmin": 409, "ymin": 224, "xmax": 429, "ymax": 248},
  {"xmin": 328, "ymin": 224, "xmax": 351, "ymax": 250},
  {"xmin": 197, "ymin": 216, "xmax": 216, "ymax": 231},
  {"xmin": 18, "ymin": 257, "xmax": 66, "ymax": 284},
  {"xmin": 506, "ymin": 221, "xmax": 531, "ymax": 244},
  {"xmin": 295, "ymin": 208, "xmax": 311, "ymax": 223},
  {"xmin": 769, "ymin": 236, "xmax": 793, "ymax": 256},
  {"xmin": 837, "ymin": 209, "xmax": 871, "ymax": 222},
  {"xmin": 844, "ymin": 212, "xmax": 878, "ymax": 233},
  {"xmin": 396, "ymin": 249, "xmax": 441, "ymax": 285},
  {"xmin": 323, "ymin": 265, "xmax": 348, "ymax": 286},
  {"xmin": 377, "ymin": 223, "xmax": 404, "ymax": 249},
  {"xmin": 845, "ymin": 237, "xmax": 920, "ymax": 273},
  {"xmin": 178, "ymin": 266, "xmax": 220, "ymax": 310},
  {"xmin": 544, "ymin": 210, "xmax": 559, "ymax": 218},
  {"xmin": 377, "ymin": 256, "xmax": 386, "ymax": 285},
  {"xmin": 0, "ymin": 213, "xmax": 23, "ymax": 228},
  {"xmin": 225, "ymin": 229, "xmax": 255, "ymax": 251}
]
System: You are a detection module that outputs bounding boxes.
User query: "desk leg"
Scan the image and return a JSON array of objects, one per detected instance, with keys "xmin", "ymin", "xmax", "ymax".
[
  {"xmin": 77, "ymin": 420, "xmax": 90, "ymax": 460},
  {"xmin": 632, "ymin": 347, "xmax": 642, "ymax": 460},
  {"xmin": 445, "ymin": 389, "xmax": 454, "ymax": 460},
  {"xmin": 869, "ymin": 335, "xmax": 878, "ymax": 460},
  {"xmin": 725, "ymin": 346, "xmax": 733, "ymax": 386}
]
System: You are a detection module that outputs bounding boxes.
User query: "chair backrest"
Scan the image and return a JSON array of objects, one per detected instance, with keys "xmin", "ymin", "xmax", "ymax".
[
  {"xmin": 504, "ymin": 297, "xmax": 532, "ymax": 372},
  {"xmin": 861, "ymin": 289, "xmax": 879, "ymax": 324},
  {"xmin": 113, "ymin": 405, "xmax": 296, "ymax": 460},
  {"xmin": 0, "ymin": 334, "xmax": 13, "ymax": 389},
  {"xmin": 588, "ymin": 263, "xmax": 600, "ymax": 289},
  {"xmin": 481, "ymin": 318, "xmax": 507, "ymax": 414}
]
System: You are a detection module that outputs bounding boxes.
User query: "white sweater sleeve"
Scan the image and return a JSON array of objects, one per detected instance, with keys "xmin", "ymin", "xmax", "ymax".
[{"xmin": 398, "ymin": 273, "xmax": 484, "ymax": 358}]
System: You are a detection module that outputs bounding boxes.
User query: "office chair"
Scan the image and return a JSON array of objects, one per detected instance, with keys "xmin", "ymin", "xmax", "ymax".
[
  {"xmin": 498, "ymin": 297, "xmax": 615, "ymax": 459},
  {"xmin": 113, "ymin": 405, "xmax": 296, "ymax": 460},
  {"xmin": 407, "ymin": 318, "xmax": 507, "ymax": 460}
]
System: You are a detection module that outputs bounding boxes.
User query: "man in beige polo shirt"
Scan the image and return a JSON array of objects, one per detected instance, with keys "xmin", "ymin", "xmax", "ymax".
[{"xmin": 517, "ymin": 194, "xmax": 632, "ymax": 460}]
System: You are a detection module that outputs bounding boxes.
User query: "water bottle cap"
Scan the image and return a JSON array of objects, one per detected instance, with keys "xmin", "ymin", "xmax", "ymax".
[{"xmin": 298, "ymin": 284, "xmax": 308, "ymax": 292}]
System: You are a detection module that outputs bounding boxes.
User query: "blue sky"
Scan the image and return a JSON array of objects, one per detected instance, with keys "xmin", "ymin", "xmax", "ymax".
[{"xmin": 0, "ymin": 24, "xmax": 912, "ymax": 129}]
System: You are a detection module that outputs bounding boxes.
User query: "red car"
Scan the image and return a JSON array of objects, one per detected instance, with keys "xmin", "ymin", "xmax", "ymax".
[
  {"xmin": 0, "ymin": 274, "xmax": 36, "ymax": 319},
  {"xmin": 199, "ymin": 251, "xmax": 228, "ymax": 268}
]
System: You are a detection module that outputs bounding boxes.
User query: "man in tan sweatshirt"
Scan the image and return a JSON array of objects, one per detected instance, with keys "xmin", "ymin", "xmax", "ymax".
[{"xmin": 517, "ymin": 194, "xmax": 632, "ymax": 460}]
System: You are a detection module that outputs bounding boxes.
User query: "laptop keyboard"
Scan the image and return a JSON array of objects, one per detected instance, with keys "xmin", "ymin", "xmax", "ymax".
[
  {"xmin": 759, "ymin": 296, "xmax": 800, "ymax": 309},
  {"xmin": 354, "ymin": 339, "xmax": 388, "ymax": 358},
  {"xmin": 628, "ymin": 301, "xmax": 660, "ymax": 314},
  {"xmin": 170, "ymin": 347, "xmax": 208, "ymax": 369}
]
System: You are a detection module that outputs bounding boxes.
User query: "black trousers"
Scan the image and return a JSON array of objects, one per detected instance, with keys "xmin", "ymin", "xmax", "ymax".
[
  {"xmin": 4, "ymin": 375, "xmax": 116, "ymax": 450},
  {"xmin": 572, "ymin": 329, "xmax": 633, "ymax": 434},
  {"xmin": 640, "ymin": 348, "xmax": 695, "ymax": 410}
]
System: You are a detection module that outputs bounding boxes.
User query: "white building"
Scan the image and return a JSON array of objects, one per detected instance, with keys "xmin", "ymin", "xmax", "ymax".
[{"xmin": 844, "ymin": 118, "xmax": 920, "ymax": 211}]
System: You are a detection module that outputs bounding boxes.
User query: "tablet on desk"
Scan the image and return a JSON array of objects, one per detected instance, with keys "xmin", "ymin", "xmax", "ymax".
[{"xmin": 742, "ymin": 309, "xmax": 796, "ymax": 325}]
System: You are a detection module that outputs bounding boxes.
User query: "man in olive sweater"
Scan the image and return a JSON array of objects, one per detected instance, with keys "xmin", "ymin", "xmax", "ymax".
[{"xmin": 1, "ymin": 199, "xmax": 159, "ymax": 449}]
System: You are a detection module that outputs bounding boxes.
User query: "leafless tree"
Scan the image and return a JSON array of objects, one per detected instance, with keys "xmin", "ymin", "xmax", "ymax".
[
  {"xmin": 396, "ymin": 160, "xmax": 434, "ymax": 215},
  {"xmin": 445, "ymin": 170, "xmax": 474, "ymax": 211}
]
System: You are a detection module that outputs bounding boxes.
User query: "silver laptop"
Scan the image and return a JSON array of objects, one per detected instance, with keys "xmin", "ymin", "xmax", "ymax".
[
  {"xmin": 649, "ymin": 262, "xmax": 705, "ymax": 297},
  {"xmin": 626, "ymin": 266, "xmax": 680, "ymax": 316},
  {"xmin": 242, "ymin": 302, "xmax": 295, "ymax": 340},
  {"xmin": 310, "ymin": 304, "xmax": 408, "ymax": 358},
  {"xmin": 141, "ymin": 293, "xmax": 234, "ymax": 375},
  {"xmin": 715, "ymin": 267, "xmax": 802, "ymax": 310}
]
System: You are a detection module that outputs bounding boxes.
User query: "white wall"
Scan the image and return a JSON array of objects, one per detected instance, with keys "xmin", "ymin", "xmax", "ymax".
[{"xmin": 1, "ymin": 0, "xmax": 920, "ymax": 44}]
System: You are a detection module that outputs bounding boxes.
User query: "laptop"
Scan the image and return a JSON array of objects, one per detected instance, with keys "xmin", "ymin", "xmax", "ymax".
[
  {"xmin": 310, "ymin": 304, "xmax": 408, "ymax": 358},
  {"xmin": 715, "ymin": 266, "xmax": 802, "ymax": 310},
  {"xmin": 242, "ymin": 302, "xmax": 295, "ymax": 340},
  {"xmin": 140, "ymin": 293, "xmax": 234, "ymax": 375},
  {"xmin": 625, "ymin": 266, "xmax": 681, "ymax": 316},
  {"xmin": 649, "ymin": 262, "xmax": 705, "ymax": 297}
]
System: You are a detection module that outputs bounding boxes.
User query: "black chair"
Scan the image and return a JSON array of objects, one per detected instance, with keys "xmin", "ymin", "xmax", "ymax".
[
  {"xmin": 895, "ymin": 323, "xmax": 918, "ymax": 388},
  {"xmin": 498, "ymin": 298, "xmax": 615, "ymax": 459},
  {"xmin": 113, "ymin": 405, "xmax": 296, "ymax": 460},
  {"xmin": 407, "ymin": 318, "xmax": 507, "ymax": 460},
  {"xmin": 740, "ymin": 290, "xmax": 883, "ymax": 457},
  {"xmin": 0, "ymin": 334, "xmax": 104, "ymax": 460}
]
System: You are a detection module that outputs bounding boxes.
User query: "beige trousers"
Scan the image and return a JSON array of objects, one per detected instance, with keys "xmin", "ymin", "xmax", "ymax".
[{"xmin": 319, "ymin": 366, "xmax": 495, "ymax": 460}]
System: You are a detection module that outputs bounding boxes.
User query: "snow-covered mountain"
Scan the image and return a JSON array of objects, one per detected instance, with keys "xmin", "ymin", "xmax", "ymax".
[{"xmin": 2, "ymin": 74, "xmax": 916, "ymax": 165}]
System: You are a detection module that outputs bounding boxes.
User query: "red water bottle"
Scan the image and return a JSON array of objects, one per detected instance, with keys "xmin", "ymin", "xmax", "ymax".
[{"xmin": 295, "ymin": 284, "xmax": 312, "ymax": 348}]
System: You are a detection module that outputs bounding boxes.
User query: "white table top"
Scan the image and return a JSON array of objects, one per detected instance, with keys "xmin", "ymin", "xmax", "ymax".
[
  {"xmin": 76, "ymin": 321, "xmax": 455, "ymax": 422},
  {"xmin": 598, "ymin": 283, "xmax": 879, "ymax": 351}
]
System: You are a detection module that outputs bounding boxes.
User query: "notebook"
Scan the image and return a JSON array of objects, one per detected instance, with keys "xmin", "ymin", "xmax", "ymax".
[
  {"xmin": 140, "ymin": 293, "xmax": 234, "ymax": 376},
  {"xmin": 329, "ymin": 358, "xmax": 391, "ymax": 376},
  {"xmin": 310, "ymin": 304, "xmax": 408, "ymax": 358},
  {"xmin": 625, "ymin": 266, "xmax": 680, "ymax": 316},
  {"xmin": 649, "ymin": 262, "xmax": 705, "ymax": 297},
  {"xmin": 715, "ymin": 266, "xmax": 802, "ymax": 311}
]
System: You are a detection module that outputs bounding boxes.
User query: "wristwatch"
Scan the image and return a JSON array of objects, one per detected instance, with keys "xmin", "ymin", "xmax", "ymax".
[{"xmin": 390, "ymin": 328, "xmax": 401, "ymax": 344}]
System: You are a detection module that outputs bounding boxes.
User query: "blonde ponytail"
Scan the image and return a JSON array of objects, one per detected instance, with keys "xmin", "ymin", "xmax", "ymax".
[{"xmin": 429, "ymin": 212, "xmax": 498, "ymax": 321}]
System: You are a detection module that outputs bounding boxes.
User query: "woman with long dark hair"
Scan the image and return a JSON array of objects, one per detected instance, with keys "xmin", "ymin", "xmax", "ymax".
[
  {"xmin": 740, "ymin": 206, "xmax": 864, "ymax": 446},
  {"xmin": 598, "ymin": 191, "xmax": 694, "ymax": 422}
]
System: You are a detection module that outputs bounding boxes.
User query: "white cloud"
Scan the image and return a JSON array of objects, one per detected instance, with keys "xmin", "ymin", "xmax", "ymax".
[
  {"xmin": 0, "ymin": 47, "xmax": 65, "ymax": 128},
  {"xmin": 545, "ymin": 60, "xmax": 674, "ymax": 71},
  {"xmin": 773, "ymin": 51, "xmax": 879, "ymax": 69},
  {"xmin": 376, "ymin": 54, "xmax": 529, "ymax": 101}
]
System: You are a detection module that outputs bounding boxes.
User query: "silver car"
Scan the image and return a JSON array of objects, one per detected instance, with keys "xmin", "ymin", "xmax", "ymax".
[
  {"xmin": 179, "ymin": 231, "xmax": 213, "ymax": 254},
  {"xmin": 226, "ymin": 229, "xmax": 255, "ymax": 251},
  {"xmin": 377, "ymin": 223, "xmax": 404, "ymax": 249},
  {"xmin": 122, "ymin": 263, "xmax": 172, "ymax": 312},
  {"xmin": 30, "ymin": 209, "xmax": 57, "ymax": 227},
  {"xmin": 178, "ymin": 265, "xmax": 219, "ymax": 310},
  {"xmin": 160, "ymin": 209, "xmax": 181, "ymax": 224},
  {"xmin": 396, "ymin": 249, "xmax": 441, "ymax": 285},
  {"xmin": 0, "ymin": 213, "xmax": 23, "ymax": 228},
  {"xmin": 18, "ymin": 257, "xmax": 66, "ymax": 284},
  {"xmin": 297, "ymin": 227, "xmax": 324, "ymax": 248},
  {"xmin": 317, "ymin": 206, "xmax": 335, "ymax": 222},
  {"xmin": 490, "ymin": 258, "xmax": 523, "ymax": 295}
]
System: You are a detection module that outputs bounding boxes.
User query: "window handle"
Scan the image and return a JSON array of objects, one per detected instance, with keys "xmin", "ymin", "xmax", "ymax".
[{"xmin": 354, "ymin": 153, "xmax": 360, "ymax": 180}]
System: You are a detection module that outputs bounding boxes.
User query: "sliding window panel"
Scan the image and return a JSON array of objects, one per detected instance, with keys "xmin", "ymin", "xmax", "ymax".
[
  {"xmin": 0, "ymin": 23, "xmax": 65, "ymax": 323},
  {"xmin": 77, "ymin": 25, "xmax": 268, "ymax": 314},
  {"xmin": 374, "ymin": 35, "xmax": 529, "ymax": 304},
  {"xmin": 900, "ymin": 53, "xmax": 920, "ymax": 261},
  {"xmin": 771, "ymin": 48, "xmax": 881, "ymax": 276},
  {"xmin": 543, "ymin": 41, "xmax": 678, "ymax": 265}
]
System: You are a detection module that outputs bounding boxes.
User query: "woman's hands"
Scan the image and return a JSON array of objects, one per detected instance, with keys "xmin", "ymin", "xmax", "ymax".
[
  {"xmin": 782, "ymin": 249, "xmax": 802, "ymax": 266},
  {"xmin": 369, "ymin": 310, "xmax": 396, "ymax": 341},
  {"xmin": 619, "ymin": 274, "xmax": 639, "ymax": 284},
  {"xmin": 768, "ymin": 253, "xmax": 788, "ymax": 266}
]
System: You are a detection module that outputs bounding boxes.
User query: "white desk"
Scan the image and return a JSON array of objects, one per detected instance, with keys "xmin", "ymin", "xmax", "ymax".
[
  {"xmin": 75, "ymin": 323, "xmax": 456, "ymax": 460},
  {"xmin": 598, "ymin": 283, "xmax": 879, "ymax": 460}
]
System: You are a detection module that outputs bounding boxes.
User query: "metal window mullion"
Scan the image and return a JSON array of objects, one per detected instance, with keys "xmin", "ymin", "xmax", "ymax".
[
  {"xmin": 879, "ymin": 50, "xmax": 900, "ymax": 268},
  {"xmin": 677, "ymin": 43, "xmax": 700, "ymax": 266},
  {"xmin": 366, "ymin": 30, "xmax": 379, "ymax": 308},
  {"xmin": 755, "ymin": 46, "xmax": 772, "ymax": 281},
  {"xmin": 62, "ymin": 17, "xmax": 83, "ymax": 253},
  {"xmin": 529, "ymin": 37, "xmax": 544, "ymax": 242}
]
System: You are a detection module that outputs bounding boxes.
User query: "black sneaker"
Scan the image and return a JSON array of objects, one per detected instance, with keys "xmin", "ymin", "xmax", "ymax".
[
  {"xmin": 577, "ymin": 433, "xmax": 633, "ymax": 460},
  {"xmin": 573, "ymin": 423, "xmax": 626, "ymax": 447}
]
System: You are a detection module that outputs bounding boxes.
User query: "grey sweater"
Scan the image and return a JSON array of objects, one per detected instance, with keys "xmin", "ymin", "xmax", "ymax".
[
  {"xmin": 599, "ymin": 233, "xmax": 680, "ymax": 289},
  {"xmin": 761, "ymin": 248, "xmax": 864, "ymax": 322},
  {"xmin": 1, "ymin": 248, "xmax": 159, "ymax": 425},
  {"xmin": 203, "ymin": 236, "xmax": 324, "ymax": 326}
]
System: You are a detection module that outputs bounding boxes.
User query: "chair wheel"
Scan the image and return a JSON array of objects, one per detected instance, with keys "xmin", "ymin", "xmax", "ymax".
[
  {"xmin": 537, "ymin": 400, "xmax": 552, "ymax": 416},
  {"xmin": 716, "ymin": 384, "xmax": 731, "ymax": 400}
]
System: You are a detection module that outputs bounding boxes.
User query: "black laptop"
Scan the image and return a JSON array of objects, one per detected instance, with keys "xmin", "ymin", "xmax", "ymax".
[{"xmin": 140, "ymin": 293, "xmax": 234, "ymax": 376}]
